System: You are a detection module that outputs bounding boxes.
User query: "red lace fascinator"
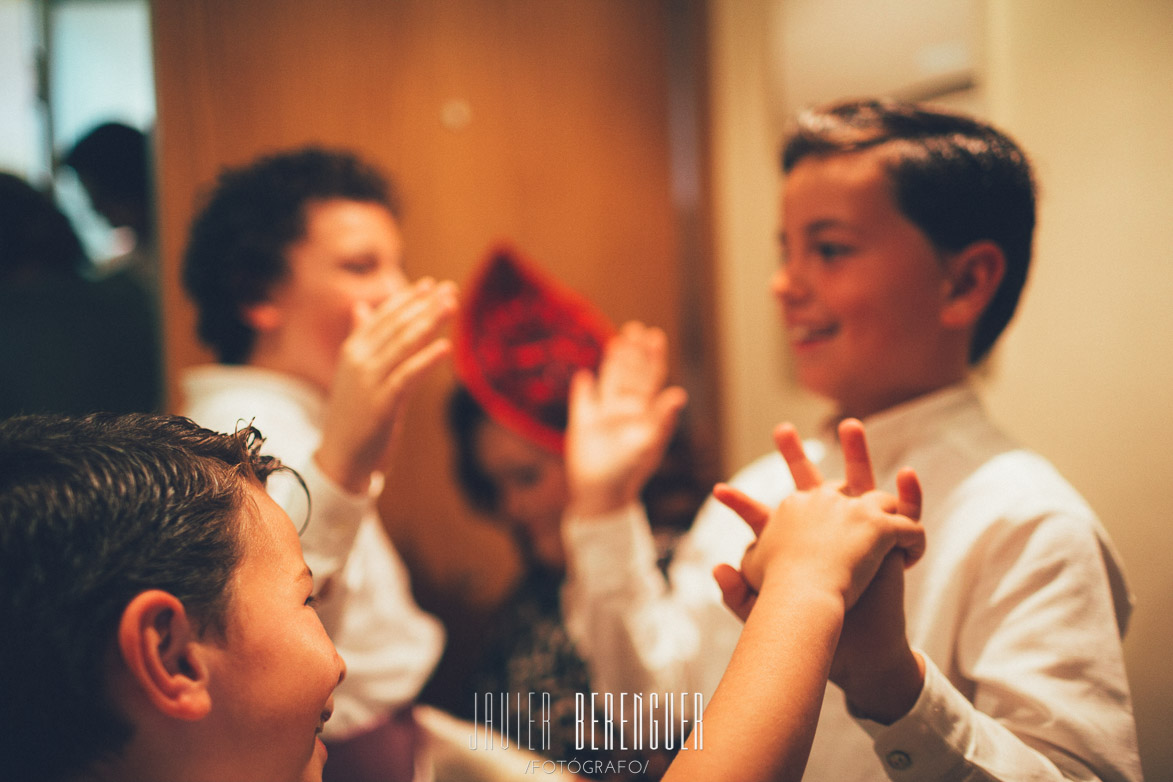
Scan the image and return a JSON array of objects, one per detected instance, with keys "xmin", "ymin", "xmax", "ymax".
[{"xmin": 454, "ymin": 245, "xmax": 615, "ymax": 454}]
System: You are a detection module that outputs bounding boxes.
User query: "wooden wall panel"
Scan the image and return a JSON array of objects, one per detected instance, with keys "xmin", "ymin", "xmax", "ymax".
[{"xmin": 151, "ymin": 0, "xmax": 714, "ymax": 649}]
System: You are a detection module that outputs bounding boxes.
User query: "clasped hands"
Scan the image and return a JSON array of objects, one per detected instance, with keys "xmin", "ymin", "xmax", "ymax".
[
  {"xmin": 713, "ymin": 418, "xmax": 924, "ymax": 619},
  {"xmin": 714, "ymin": 419, "xmax": 929, "ymax": 723}
]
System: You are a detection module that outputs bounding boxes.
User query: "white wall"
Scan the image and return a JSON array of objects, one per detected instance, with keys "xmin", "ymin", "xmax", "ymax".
[
  {"xmin": 707, "ymin": 1, "xmax": 1173, "ymax": 777},
  {"xmin": 48, "ymin": 0, "xmax": 154, "ymax": 148},
  {"xmin": 0, "ymin": 0, "xmax": 44, "ymax": 181}
]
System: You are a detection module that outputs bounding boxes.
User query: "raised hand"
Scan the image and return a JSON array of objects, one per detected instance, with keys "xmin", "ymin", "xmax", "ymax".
[
  {"xmin": 316, "ymin": 278, "xmax": 458, "ymax": 493},
  {"xmin": 564, "ymin": 321, "xmax": 688, "ymax": 517}
]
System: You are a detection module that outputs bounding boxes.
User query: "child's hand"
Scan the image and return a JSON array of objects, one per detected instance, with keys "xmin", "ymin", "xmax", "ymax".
[
  {"xmin": 712, "ymin": 419, "xmax": 923, "ymax": 619},
  {"xmin": 829, "ymin": 547, "xmax": 924, "ymax": 723},
  {"xmin": 713, "ymin": 418, "xmax": 928, "ymax": 723},
  {"xmin": 718, "ymin": 479, "xmax": 922, "ymax": 614},
  {"xmin": 564, "ymin": 321, "xmax": 688, "ymax": 517},
  {"xmin": 315, "ymin": 278, "xmax": 458, "ymax": 493}
]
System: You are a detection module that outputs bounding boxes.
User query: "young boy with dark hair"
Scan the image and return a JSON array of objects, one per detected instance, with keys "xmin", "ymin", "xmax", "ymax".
[
  {"xmin": 0, "ymin": 412, "xmax": 346, "ymax": 782},
  {"xmin": 0, "ymin": 410, "xmax": 930, "ymax": 782},
  {"xmin": 561, "ymin": 99, "xmax": 1141, "ymax": 780},
  {"xmin": 181, "ymin": 147, "xmax": 457, "ymax": 781}
]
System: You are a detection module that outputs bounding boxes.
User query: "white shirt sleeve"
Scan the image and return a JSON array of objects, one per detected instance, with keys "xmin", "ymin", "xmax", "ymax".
[{"xmin": 859, "ymin": 510, "xmax": 1141, "ymax": 782}]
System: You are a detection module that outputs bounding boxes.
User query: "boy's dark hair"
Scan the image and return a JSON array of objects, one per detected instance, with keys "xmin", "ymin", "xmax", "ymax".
[
  {"xmin": 0, "ymin": 412, "xmax": 282, "ymax": 782},
  {"xmin": 182, "ymin": 146, "xmax": 400, "ymax": 363},
  {"xmin": 781, "ymin": 98, "xmax": 1037, "ymax": 363}
]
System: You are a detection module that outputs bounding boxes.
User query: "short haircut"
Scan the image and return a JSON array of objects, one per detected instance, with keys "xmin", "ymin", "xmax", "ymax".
[
  {"xmin": 182, "ymin": 147, "xmax": 400, "ymax": 363},
  {"xmin": 781, "ymin": 98, "xmax": 1037, "ymax": 363},
  {"xmin": 0, "ymin": 412, "xmax": 282, "ymax": 782},
  {"xmin": 62, "ymin": 122, "xmax": 150, "ymax": 207}
]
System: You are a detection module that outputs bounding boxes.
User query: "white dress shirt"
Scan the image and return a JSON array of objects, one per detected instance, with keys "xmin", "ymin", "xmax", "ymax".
[
  {"xmin": 182, "ymin": 365, "xmax": 445, "ymax": 739},
  {"xmin": 562, "ymin": 383, "xmax": 1141, "ymax": 781}
]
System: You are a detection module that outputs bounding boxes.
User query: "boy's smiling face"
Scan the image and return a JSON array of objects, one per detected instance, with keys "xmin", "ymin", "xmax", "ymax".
[
  {"xmin": 774, "ymin": 150, "xmax": 969, "ymax": 419},
  {"xmin": 203, "ymin": 484, "xmax": 346, "ymax": 782}
]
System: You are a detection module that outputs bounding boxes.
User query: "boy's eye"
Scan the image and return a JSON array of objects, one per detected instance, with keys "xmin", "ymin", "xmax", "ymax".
[
  {"xmin": 512, "ymin": 466, "xmax": 542, "ymax": 488},
  {"xmin": 494, "ymin": 467, "xmax": 541, "ymax": 495},
  {"xmin": 340, "ymin": 257, "xmax": 378, "ymax": 274},
  {"xmin": 305, "ymin": 594, "xmax": 321, "ymax": 610},
  {"xmin": 815, "ymin": 242, "xmax": 852, "ymax": 263}
]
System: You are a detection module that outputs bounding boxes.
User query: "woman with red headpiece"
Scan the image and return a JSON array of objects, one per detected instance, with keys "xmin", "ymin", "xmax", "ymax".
[{"xmin": 446, "ymin": 247, "xmax": 706, "ymax": 780}]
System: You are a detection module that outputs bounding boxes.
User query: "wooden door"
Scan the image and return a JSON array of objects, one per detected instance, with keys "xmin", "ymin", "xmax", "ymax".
[{"xmin": 151, "ymin": 0, "xmax": 717, "ymax": 694}]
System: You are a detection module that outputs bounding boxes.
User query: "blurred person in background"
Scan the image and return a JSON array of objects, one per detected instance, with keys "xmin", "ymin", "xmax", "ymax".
[
  {"xmin": 0, "ymin": 172, "xmax": 161, "ymax": 418},
  {"xmin": 444, "ymin": 248, "xmax": 707, "ymax": 780},
  {"xmin": 62, "ymin": 121, "xmax": 158, "ymax": 295}
]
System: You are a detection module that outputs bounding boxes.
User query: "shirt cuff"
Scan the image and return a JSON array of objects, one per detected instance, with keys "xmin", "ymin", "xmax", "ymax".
[
  {"xmin": 857, "ymin": 654, "xmax": 973, "ymax": 779},
  {"xmin": 563, "ymin": 503, "xmax": 659, "ymax": 595}
]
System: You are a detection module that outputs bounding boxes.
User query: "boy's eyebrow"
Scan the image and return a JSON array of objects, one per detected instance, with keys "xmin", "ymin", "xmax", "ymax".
[
  {"xmin": 805, "ymin": 218, "xmax": 854, "ymax": 235},
  {"xmin": 778, "ymin": 219, "xmax": 854, "ymax": 249}
]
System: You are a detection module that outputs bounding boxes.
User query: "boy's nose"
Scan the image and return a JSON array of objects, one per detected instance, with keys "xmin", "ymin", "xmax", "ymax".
[
  {"xmin": 370, "ymin": 271, "xmax": 408, "ymax": 303},
  {"xmin": 503, "ymin": 487, "xmax": 532, "ymax": 527},
  {"xmin": 772, "ymin": 262, "xmax": 809, "ymax": 304}
]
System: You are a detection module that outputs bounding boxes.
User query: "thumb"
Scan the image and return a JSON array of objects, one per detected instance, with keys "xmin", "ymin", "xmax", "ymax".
[
  {"xmin": 713, "ymin": 564, "xmax": 756, "ymax": 622},
  {"xmin": 567, "ymin": 368, "xmax": 598, "ymax": 417},
  {"xmin": 653, "ymin": 385, "xmax": 689, "ymax": 432},
  {"xmin": 351, "ymin": 300, "xmax": 375, "ymax": 332},
  {"xmin": 712, "ymin": 483, "xmax": 770, "ymax": 537}
]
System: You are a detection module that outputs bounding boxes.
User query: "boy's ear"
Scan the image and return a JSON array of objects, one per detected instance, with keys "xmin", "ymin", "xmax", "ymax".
[
  {"xmin": 940, "ymin": 241, "xmax": 1006, "ymax": 329},
  {"xmin": 117, "ymin": 590, "xmax": 214, "ymax": 722},
  {"xmin": 241, "ymin": 301, "xmax": 283, "ymax": 333}
]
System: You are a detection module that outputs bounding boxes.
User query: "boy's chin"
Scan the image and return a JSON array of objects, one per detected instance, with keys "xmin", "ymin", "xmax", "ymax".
[
  {"xmin": 791, "ymin": 368, "xmax": 843, "ymax": 402},
  {"xmin": 300, "ymin": 737, "xmax": 328, "ymax": 782}
]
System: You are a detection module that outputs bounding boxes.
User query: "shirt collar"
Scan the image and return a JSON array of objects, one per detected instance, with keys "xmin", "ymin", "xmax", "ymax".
[
  {"xmin": 181, "ymin": 363, "xmax": 326, "ymax": 418},
  {"xmin": 817, "ymin": 382, "xmax": 981, "ymax": 480}
]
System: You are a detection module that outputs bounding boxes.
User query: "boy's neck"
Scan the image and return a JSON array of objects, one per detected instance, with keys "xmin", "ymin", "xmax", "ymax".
[
  {"xmin": 835, "ymin": 367, "xmax": 969, "ymax": 423},
  {"xmin": 245, "ymin": 346, "xmax": 333, "ymax": 395}
]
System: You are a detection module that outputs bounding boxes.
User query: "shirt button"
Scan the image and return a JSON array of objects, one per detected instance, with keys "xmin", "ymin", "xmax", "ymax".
[{"xmin": 886, "ymin": 750, "xmax": 913, "ymax": 770}]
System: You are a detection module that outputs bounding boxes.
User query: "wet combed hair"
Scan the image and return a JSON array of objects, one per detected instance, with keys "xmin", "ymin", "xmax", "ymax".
[
  {"xmin": 781, "ymin": 98, "xmax": 1037, "ymax": 364},
  {"xmin": 0, "ymin": 412, "xmax": 282, "ymax": 782},
  {"xmin": 182, "ymin": 146, "xmax": 400, "ymax": 364}
]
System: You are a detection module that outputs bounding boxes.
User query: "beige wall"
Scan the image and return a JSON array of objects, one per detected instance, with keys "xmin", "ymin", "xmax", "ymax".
[
  {"xmin": 982, "ymin": 2, "xmax": 1173, "ymax": 775},
  {"xmin": 707, "ymin": 0, "xmax": 832, "ymax": 466},
  {"xmin": 708, "ymin": 0, "xmax": 1173, "ymax": 777}
]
